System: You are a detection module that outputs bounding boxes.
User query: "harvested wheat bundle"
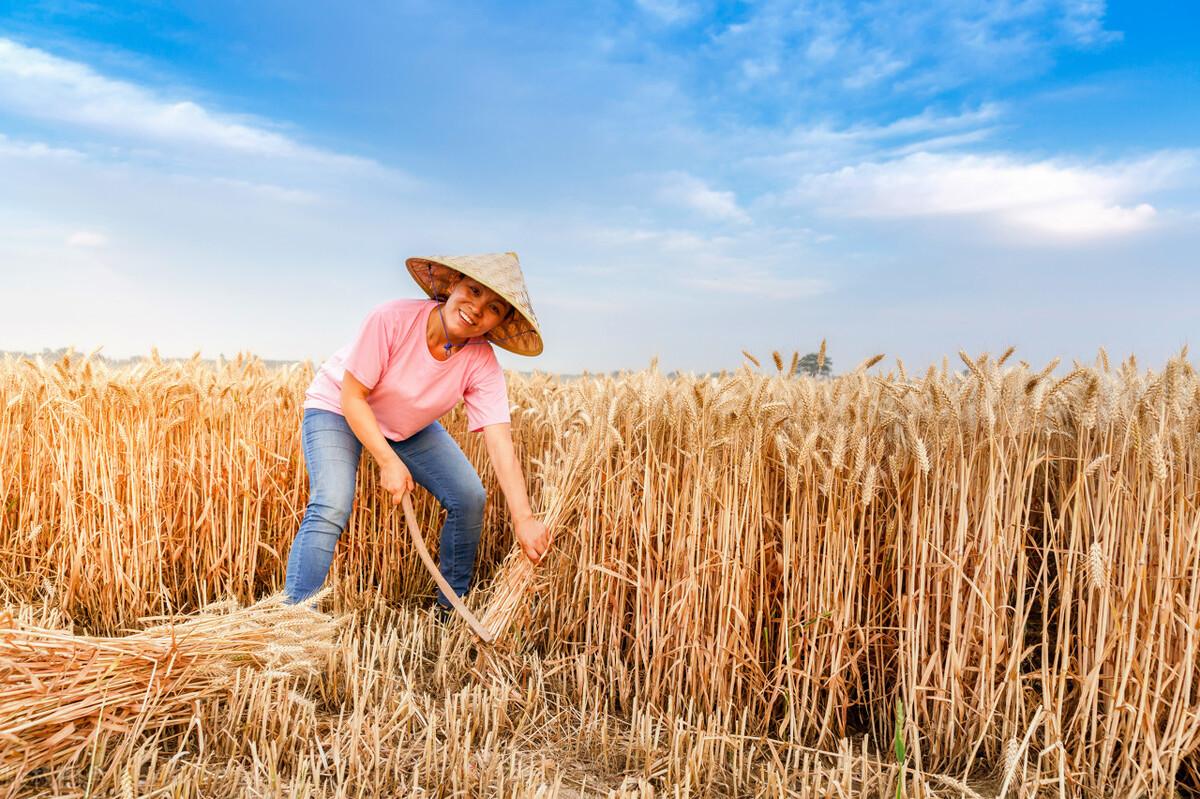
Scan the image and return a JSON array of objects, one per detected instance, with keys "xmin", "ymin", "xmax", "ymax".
[
  {"xmin": 0, "ymin": 590, "xmax": 338, "ymax": 782},
  {"xmin": 478, "ymin": 416, "xmax": 611, "ymax": 642}
]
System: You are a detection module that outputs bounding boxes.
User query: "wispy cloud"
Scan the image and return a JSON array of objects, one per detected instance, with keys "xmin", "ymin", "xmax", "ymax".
[
  {"xmin": 586, "ymin": 225, "xmax": 717, "ymax": 252},
  {"xmin": 883, "ymin": 129, "xmax": 997, "ymax": 158},
  {"xmin": 0, "ymin": 37, "xmax": 375, "ymax": 168},
  {"xmin": 207, "ymin": 178, "xmax": 322, "ymax": 205},
  {"xmin": 739, "ymin": 104, "xmax": 1004, "ymax": 174},
  {"xmin": 687, "ymin": 273, "xmax": 829, "ymax": 299},
  {"xmin": 579, "ymin": 221, "xmax": 829, "ymax": 300},
  {"xmin": 842, "ymin": 51, "xmax": 908, "ymax": 90},
  {"xmin": 534, "ymin": 291, "xmax": 624, "ymax": 313},
  {"xmin": 65, "ymin": 230, "xmax": 107, "ymax": 247},
  {"xmin": 1061, "ymin": 0, "xmax": 1122, "ymax": 47},
  {"xmin": 0, "ymin": 131, "xmax": 84, "ymax": 160},
  {"xmin": 795, "ymin": 150, "xmax": 1194, "ymax": 239},
  {"xmin": 656, "ymin": 171, "xmax": 750, "ymax": 223},
  {"xmin": 847, "ymin": 104, "xmax": 1005, "ymax": 140},
  {"xmin": 635, "ymin": 0, "xmax": 697, "ymax": 24},
  {"xmin": 686, "ymin": 0, "xmax": 1122, "ymax": 109}
]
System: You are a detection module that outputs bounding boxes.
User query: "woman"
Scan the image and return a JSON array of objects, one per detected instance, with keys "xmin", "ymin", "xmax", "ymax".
[{"xmin": 283, "ymin": 252, "xmax": 549, "ymax": 612}]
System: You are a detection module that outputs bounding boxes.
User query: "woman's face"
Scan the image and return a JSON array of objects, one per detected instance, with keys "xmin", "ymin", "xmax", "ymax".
[{"xmin": 443, "ymin": 276, "xmax": 512, "ymax": 339}]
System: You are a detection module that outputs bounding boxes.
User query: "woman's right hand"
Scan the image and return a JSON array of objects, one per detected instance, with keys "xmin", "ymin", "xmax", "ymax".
[{"xmin": 380, "ymin": 457, "xmax": 415, "ymax": 504}]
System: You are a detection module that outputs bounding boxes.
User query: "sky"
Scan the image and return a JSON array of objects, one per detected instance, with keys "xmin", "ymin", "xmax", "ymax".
[{"xmin": 0, "ymin": 0, "xmax": 1197, "ymax": 374}]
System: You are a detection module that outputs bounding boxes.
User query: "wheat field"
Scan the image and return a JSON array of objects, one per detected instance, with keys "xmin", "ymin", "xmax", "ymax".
[{"xmin": 1, "ymin": 348, "xmax": 1198, "ymax": 797}]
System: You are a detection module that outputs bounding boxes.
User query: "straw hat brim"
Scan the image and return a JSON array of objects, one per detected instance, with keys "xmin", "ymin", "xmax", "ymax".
[{"xmin": 405, "ymin": 254, "xmax": 543, "ymax": 357}]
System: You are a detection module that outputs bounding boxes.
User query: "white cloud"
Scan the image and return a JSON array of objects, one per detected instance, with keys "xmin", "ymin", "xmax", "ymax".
[
  {"xmin": 0, "ymin": 132, "xmax": 85, "ymax": 161},
  {"xmin": 208, "ymin": 178, "xmax": 321, "ymax": 205},
  {"xmin": 1061, "ymin": 0, "xmax": 1122, "ymax": 47},
  {"xmin": 741, "ymin": 104, "xmax": 1004, "ymax": 174},
  {"xmin": 0, "ymin": 38, "xmax": 374, "ymax": 168},
  {"xmin": 576, "ymin": 221, "xmax": 829, "ymax": 301},
  {"xmin": 586, "ymin": 225, "xmax": 719, "ymax": 253},
  {"xmin": 535, "ymin": 291, "xmax": 623, "ymax": 313},
  {"xmin": 842, "ymin": 51, "xmax": 908, "ymax": 90},
  {"xmin": 856, "ymin": 104, "xmax": 1004, "ymax": 140},
  {"xmin": 805, "ymin": 34, "xmax": 841, "ymax": 64},
  {"xmin": 796, "ymin": 150, "xmax": 1194, "ymax": 239},
  {"xmin": 66, "ymin": 230, "xmax": 108, "ymax": 247},
  {"xmin": 884, "ymin": 129, "xmax": 996, "ymax": 158},
  {"xmin": 687, "ymin": 273, "xmax": 829, "ymax": 299},
  {"xmin": 1007, "ymin": 201, "xmax": 1155, "ymax": 236},
  {"xmin": 700, "ymin": 0, "xmax": 1119, "ymax": 100},
  {"xmin": 635, "ymin": 0, "xmax": 697, "ymax": 24},
  {"xmin": 657, "ymin": 171, "xmax": 750, "ymax": 223},
  {"xmin": 782, "ymin": 104, "xmax": 1004, "ymax": 153},
  {"xmin": 740, "ymin": 58, "xmax": 780, "ymax": 81}
]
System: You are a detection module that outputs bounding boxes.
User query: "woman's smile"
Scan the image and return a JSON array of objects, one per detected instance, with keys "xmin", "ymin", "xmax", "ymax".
[{"xmin": 448, "ymin": 302, "xmax": 484, "ymax": 337}]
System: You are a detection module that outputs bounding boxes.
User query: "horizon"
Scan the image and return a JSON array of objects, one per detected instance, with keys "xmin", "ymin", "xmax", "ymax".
[{"xmin": 7, "ymin": 341, "xmax": 1176, "ymax": 381}]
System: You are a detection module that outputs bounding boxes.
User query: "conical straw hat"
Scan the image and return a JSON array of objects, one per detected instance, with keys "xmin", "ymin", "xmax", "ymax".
[{"xmin": 406, "ymin": 252, "xmax": 543, "ymax": 356}]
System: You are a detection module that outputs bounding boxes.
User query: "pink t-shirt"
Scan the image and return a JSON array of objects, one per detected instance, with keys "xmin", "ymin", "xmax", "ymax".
[{"xmin": 303, "ymin": 299, "xmax": 511, "ymax": 440}]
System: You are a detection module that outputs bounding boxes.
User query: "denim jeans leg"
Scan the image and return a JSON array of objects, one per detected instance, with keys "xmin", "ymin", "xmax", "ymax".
[
  {"xmin": 392, "ymin": 421, "xmax": 487, "ymax": 608},
  {"xmin": 283, "ymin": 409, "xmax": 362, "ymax": 604}
]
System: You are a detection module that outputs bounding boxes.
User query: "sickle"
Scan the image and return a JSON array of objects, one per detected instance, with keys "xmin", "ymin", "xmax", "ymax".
[{"xmin": 401, "ymin": 493, "xmax": 495, "ymax": 643}]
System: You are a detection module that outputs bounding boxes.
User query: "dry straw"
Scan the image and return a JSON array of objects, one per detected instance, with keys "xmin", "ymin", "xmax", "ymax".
[{"xmin": 0, "ymin": 591, "xmax": 338, "ymax": 782}]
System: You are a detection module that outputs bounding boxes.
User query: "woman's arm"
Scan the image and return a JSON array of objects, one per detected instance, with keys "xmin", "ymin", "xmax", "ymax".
[
  {"xmin": 482, "ymin": 422, "xmax": 549, "ymax": 563},
  {"xmin": 341, "ymin": 372, "xmax": 414, "ymax": 501}
]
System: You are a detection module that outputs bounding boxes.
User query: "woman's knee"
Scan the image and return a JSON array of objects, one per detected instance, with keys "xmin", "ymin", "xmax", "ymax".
[
  {"xmin": 305, "ymin": 492, "xmax": 355, "ymax": 530},
  {"xmin": 304, "ymin": 458, "xmax": 359, "ymax": 530},
  {"xmin": 446, "ymin": 477, "xmax": 486, "ymax": 520}
]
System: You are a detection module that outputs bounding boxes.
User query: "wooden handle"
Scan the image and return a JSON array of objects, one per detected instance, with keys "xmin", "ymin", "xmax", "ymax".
[{"xmin": 401, "ymin": 494, "xmax": 494, "ymax": 643}]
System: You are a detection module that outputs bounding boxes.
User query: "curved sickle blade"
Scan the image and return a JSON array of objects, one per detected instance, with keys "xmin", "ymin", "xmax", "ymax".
[{"xmin": 401, "ymin": 494, "xmax": 495, "ymax": 643}]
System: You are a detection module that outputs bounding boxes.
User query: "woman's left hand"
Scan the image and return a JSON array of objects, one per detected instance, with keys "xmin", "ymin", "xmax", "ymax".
[{"xmin": 514, "ymin": 515, "xmax": 550, "ymax": 564}]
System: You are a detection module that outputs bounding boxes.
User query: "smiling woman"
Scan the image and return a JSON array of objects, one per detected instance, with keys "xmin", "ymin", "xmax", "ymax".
[
  {"xmin": 283, "ymin": 252, "xmax": 547, "ymax": 615},
  {"xmin": 434, "ymin": 276, "xmax": 513, "ymax": 353}
]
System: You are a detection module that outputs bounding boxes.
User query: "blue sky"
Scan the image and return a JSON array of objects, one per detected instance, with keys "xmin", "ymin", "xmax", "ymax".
[{"xmin": 0, "ymin": 1, "xmax": 1196, "ymax": 373}]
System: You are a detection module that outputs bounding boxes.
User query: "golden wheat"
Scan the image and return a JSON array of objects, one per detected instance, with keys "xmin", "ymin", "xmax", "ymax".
[{"xmin": 1, "ymin": 349, "xmax": 1198, "ymax": 796}]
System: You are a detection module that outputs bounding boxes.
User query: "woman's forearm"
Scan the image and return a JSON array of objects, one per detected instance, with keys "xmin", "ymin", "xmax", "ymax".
[
  {"xmin": 341, "ymin": 393, "xmax": 399, "ymax": 466},
  {"xmin": 493, "ymin": 450, "xmax": 534, "ymax": 523},
  {"xmin": 483, "ymin": 424, "xmax": 533, "ymax": 522},
  {"xmin": 483, "ymin": 423, "xmax": 548, "ymax": 561}
]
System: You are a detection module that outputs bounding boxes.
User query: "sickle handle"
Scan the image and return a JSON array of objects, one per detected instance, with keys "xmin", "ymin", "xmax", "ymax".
[{"xmin": 401, "ymin": 493, "xmax": 495, "ymax": 643}]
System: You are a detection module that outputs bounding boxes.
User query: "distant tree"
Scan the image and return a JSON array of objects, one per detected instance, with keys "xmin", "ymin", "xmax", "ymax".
[{"xmin": 795, "ymin": 352, "xmax": 833, "ymax": 378}]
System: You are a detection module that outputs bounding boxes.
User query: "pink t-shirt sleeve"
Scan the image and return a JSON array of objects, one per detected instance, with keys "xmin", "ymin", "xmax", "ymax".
[
  {"xmin": 463, "ymin": 356, "xmax": 511, "ymax": 432},
  {"xmin": 342, "ymin": 303, "xmax": 396, "ymax": 390}
]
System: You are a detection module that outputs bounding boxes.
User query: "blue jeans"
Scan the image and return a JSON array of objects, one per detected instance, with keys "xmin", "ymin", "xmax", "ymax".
[{"xmin": 283, "ymin": 408, "xmax": 487, "ymax": 607}]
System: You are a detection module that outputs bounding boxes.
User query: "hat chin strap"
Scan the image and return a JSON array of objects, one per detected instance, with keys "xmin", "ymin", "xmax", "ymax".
[
  {"xmin": 429, "ymin": 263, "xmax": 469, "ymax": 357},
  {"xmin": 435, "ymin": 301, "xmax": 464, "ymax": 357}
]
